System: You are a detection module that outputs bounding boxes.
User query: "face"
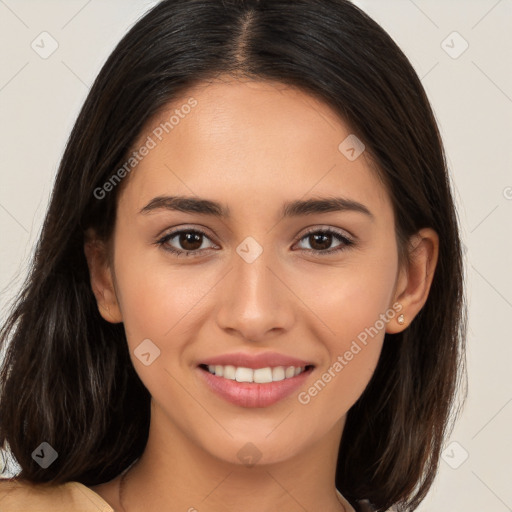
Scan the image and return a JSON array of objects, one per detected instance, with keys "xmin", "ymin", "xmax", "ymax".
[{"xmin": 92, "ymin": 77, "xmax": 406, "ymax": 466}]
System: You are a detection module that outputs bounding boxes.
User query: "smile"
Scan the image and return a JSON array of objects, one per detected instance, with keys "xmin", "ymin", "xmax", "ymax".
[
  {"xmin": 202, "ymin": 364, "xmax": 309, "ymax": 383},
  {"xmin": 197, "ymin": 364, "xmax": 315, "ymax": 408}
]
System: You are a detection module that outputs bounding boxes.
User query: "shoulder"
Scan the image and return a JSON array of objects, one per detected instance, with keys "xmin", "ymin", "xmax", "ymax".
[{"xmin": 0, "ymin": 478, "xmax": 114, "ymax": 512}]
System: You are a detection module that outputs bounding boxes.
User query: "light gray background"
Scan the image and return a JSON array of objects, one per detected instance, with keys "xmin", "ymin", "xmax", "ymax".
[{"xmin": 0, "ymin": 1, "xmax": 511, "ymax": 511}]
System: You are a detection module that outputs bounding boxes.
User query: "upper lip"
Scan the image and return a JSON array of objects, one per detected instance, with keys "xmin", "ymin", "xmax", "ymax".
[{"xmin": 199, "ymin": 351, "xmax": 315, "ymax": 369}]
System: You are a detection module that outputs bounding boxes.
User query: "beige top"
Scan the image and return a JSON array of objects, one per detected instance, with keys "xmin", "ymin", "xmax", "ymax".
[
  {"xmin": 0, "ymin": 479, "xmax": 114, "ymax": 512},
  {"xmin": 0, "ymin": 478, "xmax": 365, "ymax": 511}
]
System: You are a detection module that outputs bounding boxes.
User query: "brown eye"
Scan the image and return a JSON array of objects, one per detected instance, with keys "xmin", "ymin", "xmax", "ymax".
[
  {"xmin": 157, "ymin": 228, "xmax": 217, "ymax": 258},
  {"xmin": 295, "ymin": 228, "xmax": 354, "ymax": 256},
  {"xmin": 178, "ymin": 232, "xmax": 204, "ymax": 251},
  {"xmin": 308, "ymin": 232, "xmax": 334, "ymax": 251}
]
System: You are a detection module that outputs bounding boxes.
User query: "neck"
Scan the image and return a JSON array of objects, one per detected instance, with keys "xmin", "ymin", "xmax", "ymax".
[{"xmin": 116, "ymin": 402, "xmax": 349, "ymax": 512}]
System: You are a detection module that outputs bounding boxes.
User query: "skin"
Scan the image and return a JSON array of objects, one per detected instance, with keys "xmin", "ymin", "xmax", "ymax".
[{"xmin": 85, "ymin": 76, "xmax": 438, "ymax": 512}]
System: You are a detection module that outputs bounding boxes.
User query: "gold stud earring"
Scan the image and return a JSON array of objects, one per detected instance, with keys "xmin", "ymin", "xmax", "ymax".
[{"xmin": 397, "ymin": 314, "xmax": 405, "ymax": 325}]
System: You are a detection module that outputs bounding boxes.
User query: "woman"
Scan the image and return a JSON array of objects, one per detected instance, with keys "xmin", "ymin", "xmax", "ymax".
[{"xmin": 0, "ymin": 0, "xmax": 466, "ymax": 511}]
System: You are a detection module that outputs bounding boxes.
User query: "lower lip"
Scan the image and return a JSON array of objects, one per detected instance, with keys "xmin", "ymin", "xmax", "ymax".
[{"xmin": 197, "ymin": 366, "xmax": 314, "ymax": 408}]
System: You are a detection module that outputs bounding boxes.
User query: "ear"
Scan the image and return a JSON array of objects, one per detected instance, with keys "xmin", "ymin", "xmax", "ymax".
[
  {"xmin": 386, "ymin": 228, "xmax": 439, "ymax": 333},
  {"xmin": 83, "ymin": 228, "xmax": 123, "ymax": 324}
]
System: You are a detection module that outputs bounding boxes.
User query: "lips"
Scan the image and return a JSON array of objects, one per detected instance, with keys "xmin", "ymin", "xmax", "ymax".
[
  {"xmin": 196, "ymin": 351, "xmax": 316, "ymax": 408},
  {"xmin": 199, "ymin": 351, "xmax": 314, "ymax": 369}
]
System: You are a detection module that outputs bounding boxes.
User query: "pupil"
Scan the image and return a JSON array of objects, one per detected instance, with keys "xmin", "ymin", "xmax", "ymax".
[
  {"xmin": 181, "ymin": 232, "xmax": 202, "ymax": 251},
  {"xmin": 177, "ymin": 232, "xmax": 333, "ymax": 252},
  {"xmin": 311, "ymin": 233, "xmax": 331, "ymax": 250}
]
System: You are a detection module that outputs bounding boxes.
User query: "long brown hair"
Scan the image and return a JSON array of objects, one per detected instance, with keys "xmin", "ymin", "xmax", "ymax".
[{"xmin": 0, "ymin": 1, "xmax": 466, "ymax": 510}]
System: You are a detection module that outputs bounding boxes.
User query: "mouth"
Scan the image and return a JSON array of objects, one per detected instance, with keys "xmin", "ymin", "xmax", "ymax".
[
  {"xmin": 196, "ymin": 363, "xmax": 315, "ymax": 408},
  {"xmin": 198, "ymin": 363, "xmax": 315, "ymax": 383}
]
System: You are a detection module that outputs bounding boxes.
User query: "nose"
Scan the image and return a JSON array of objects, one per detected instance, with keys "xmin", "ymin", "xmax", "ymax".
[{"xmin": 215, "ymin": 243, "xmax": 295, "ymax": 343}]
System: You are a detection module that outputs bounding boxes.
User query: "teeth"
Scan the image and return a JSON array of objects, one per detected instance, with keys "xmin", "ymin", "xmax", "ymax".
[
  {"xmin": 272, "ymin": 366, "xmax": 285, "ymax": 381},
  {"xmin": 235, "ymin": 367, "xmax": 253, "ymax": 382},
  {"xmin": 253, "ymin": 367, "xmax": 273, "ymax": 383},
  {"xmin": 223, "ymin": 365, "xmax": 236, "ymax": 380},
  {"xmin": 205, "ymin": 364, "xmax": 307, "ymax": 382},
  {"xmin": 285, "ymin": 366, "xmax": 295, "ymax": 378}
]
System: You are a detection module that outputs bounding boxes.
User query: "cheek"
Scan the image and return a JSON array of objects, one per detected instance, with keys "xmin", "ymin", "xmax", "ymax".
[
  {"xmin": 302, "ymin": 247, "xmax": 398, "ymax": 343},
  {"xmin": 295, "ymin": 296, "xmax": 389, "ymax": 429},
  {"xmin": 294, "ymin": 250, "xmax": 398, "ymax": 413},
  {"xmin": 111, "ymin": 223, "xmax": 217, "ymax": 346},
  {"xmin": 111, "ymin": 246, "xmax": 218, "ymax": 409}
]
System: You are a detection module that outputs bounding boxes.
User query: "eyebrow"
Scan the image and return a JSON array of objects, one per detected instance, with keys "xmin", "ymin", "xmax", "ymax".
[{"xmin": 139, "ymin": 195, "xmax": 374, "ymax": 220}]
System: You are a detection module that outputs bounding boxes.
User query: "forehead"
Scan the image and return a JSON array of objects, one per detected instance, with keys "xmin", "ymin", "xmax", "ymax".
[{"xmin": 120, "ymin": 78, "xmax": 391, "ymax": 219}]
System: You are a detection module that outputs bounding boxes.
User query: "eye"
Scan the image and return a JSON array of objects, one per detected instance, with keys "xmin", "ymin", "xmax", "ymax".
[
  {"xmin": 156, "ymin": 226, "xmax": 355, "ymax": 258},
  {"xmin": 156, "ymin": 227, "xmax": 218, "ymax": 258},
  {"xmin": 294, "ymin": 227, "xmax": 354, "ymax": 256}
]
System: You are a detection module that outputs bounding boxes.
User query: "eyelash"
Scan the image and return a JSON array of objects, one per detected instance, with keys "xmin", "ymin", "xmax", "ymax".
[{"xmin": 155, "ymin": 226, "xmax": 355, "ymax": 258}]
